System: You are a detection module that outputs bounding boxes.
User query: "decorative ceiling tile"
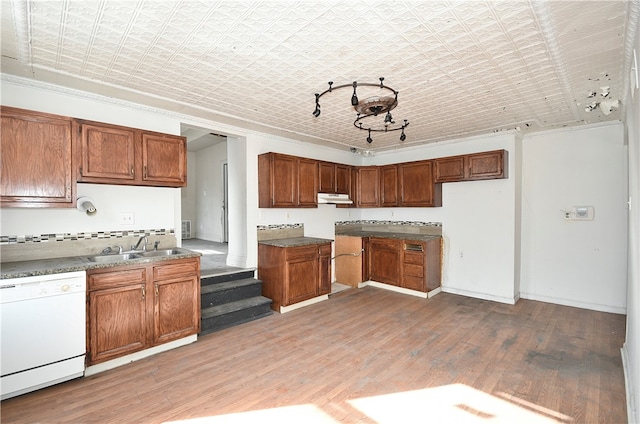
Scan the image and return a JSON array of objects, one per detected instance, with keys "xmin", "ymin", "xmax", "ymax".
[{"xmin": 0, "ymin": 0, "xmax": 637, "ymax": 151}]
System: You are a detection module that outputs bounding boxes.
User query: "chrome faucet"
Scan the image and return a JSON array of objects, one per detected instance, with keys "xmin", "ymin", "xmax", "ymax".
[{"xmin": 132, "ymin": 236, "xmax": 148, "ymax": 251}]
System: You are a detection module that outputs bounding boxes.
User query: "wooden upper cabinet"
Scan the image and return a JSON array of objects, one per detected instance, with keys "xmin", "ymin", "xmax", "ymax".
[
  {"xmin": 258, "ymin": 152, "xmax": 318, "ymax": 208},
  {"xmin": 399, "ymin": 160, "xmax": 442, "ymax": 207},
  {"xmin": 434, "ymin": 150, "xmax": 507, "ymax": 183},
  {"xmin": 318, "ymin": 161, "xmax": 336, "ymax": 193},
  {"xmin": 77, "ymin": 121, "xmax": 136, "ymax": 181},
  {"xmin": 76, "ymin": 120, "xmax": 187, "ymax": 187},
  {"xmin": 356, "ymin": 166, "xmax": 380, "ymax": 207},
  {"xmin": 335, "ymin": 164, "xmax": 351, "ymax": 194},
  {"xmin": 297, "ymin": 157, "xmax": 319, "ymax": 207},
  {"xmin": 319, "ymin": 162, "xmax": 351, "ymax": 195},
  {"xmin": 1, "ymin": 107, "xmax": 75, "ymax": 208},
  {"xmin": 380, "ymin": 165, "xmax": 399, "ymax": 207},
  {"xmin": 142, "ymin": 133, "xmax": 186, "ymax": 185}
]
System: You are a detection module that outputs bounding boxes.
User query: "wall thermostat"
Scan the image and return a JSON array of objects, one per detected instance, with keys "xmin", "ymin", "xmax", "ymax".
[{"xmin": 564, "ymin": 206, "xmax": 594, "ymax": 220}]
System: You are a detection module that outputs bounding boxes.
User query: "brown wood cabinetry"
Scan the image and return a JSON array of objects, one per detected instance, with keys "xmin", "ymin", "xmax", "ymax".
[
  {"xmin": 356, "ymin": 166, "xmax": 380, "ymax": 207},
  {"xmin": 86, "ymin": 257, "xmax": 200, "ymax": 365},
  {"xmin": 398, "ymin": 160, "xmax": 442, "ymax": 207},
  {"xmin": 319, "ymin": 161, "xmax": 351, "ymax": 195},
  {"xmin": 258, "ymin": 241, "xmax": 332, "ymax": 311},
  {"xmin": 380, "ymin": 165, "xmax": 399, "ymax": 207},
  {"xmin": 258, "ymin": 152, "xmax": 318, "ymax": 207},
  {"xmin": 76, "ymin": 120, "xmax": 186, "ymax": 187},
  {"xmin": 434, "ymin": 150, "xmax": 506, "ymax": 183},
  {"xmin": 1, "ymin": 107, "xmax": 75, "ymax": 208},
  {"xmin": 366, "ymin": 236, "xmax": 442, "ymax": 293},
  {"xmin": 369, "ymin": 237, "xmax": 402, "ymax": 286}
]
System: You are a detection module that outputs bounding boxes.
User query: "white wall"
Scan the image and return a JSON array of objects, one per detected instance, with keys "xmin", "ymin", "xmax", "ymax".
[
  {"xmin": 520, "ymin": 123, "xmax": 627, "ymax": 314},
  {"xmin": 622, "ymin": 39, "xmax": 640, "ymax": 424},
  {"xmin": 194, "ymin": 142, "xmax": 227, "ymax": 242},
  {"xmin": 181, "ymin": 151, "xmax": 198, "ymax": 234}
]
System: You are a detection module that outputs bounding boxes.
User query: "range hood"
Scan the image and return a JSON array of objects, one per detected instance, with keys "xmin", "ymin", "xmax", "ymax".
[{"xmin": 317, "ymin": 193, "xmax": 353, "ymax": 204}]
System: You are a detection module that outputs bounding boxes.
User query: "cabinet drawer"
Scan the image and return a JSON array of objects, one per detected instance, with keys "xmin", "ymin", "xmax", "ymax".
[
  {"xmin": 404, "ymin": 263, "xmax": 424, "ymax": 278},
  {"xmin": 285, "ymin": 245, "xmax": 318, "ymax": 261},
  {"xmin": 153, "ymin": 259, "xmax": 199, "ymax": 280},
  {"xmin": 403, "ymin": 250, "xmax": 424, "ymax": 265},
  {"xmin": 88, "ymin": 267, "xmax": 146, "ymax": 291},
  {"xmin": 403, "ymin": 275, "xmax": 426, "ymax": 291}
]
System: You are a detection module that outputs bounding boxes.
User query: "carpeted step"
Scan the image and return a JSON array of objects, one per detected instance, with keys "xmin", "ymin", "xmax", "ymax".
[
  {"xmin": 201, "ymin": 277, "xmax": 263, "ymax": 308},
  {"xmin": 200, "ymin": 269, "xmax": 255, "ymax": 286},
  {"xmin": 200, "ymin": 296, "xmax": 273, "ymax": 335}
]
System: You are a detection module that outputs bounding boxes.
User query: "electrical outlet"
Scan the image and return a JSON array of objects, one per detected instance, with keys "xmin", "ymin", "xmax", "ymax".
[{"xmin": 119, "ymin": 212, "xmax": 135, "ymax": 225}]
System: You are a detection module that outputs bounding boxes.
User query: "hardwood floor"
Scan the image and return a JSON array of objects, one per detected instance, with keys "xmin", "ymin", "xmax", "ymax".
[{"xmin": 1, "ymin": 288, "xmax": 627, "ymax": 423}]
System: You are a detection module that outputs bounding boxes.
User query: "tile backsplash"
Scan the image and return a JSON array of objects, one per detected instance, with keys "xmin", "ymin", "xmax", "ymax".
[{"xmin": 0, "ymin": 229, "xmax": 176, "ymax": 263}]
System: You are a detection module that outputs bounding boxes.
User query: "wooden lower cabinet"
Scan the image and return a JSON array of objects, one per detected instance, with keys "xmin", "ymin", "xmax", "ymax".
[
  {"xmin": 258, "ymin": 241, "xmax": 331, "ymax": 311},
  {"xmin": 86, "ymin": 257, "xmax": 200, "ymax": 365},
  {"xmin": 367, "ymin": 236, "xmax": 442, "ymax": 293}
]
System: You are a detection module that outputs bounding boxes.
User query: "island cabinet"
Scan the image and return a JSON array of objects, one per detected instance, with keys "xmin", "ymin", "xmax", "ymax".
[
  {"xmin": 258, "ymin": 152, "xmax": 318, "ymax": 208},
  {"xmin": 1, "ymin": 107, "xmax": 75, "ymax": 208},
  {"xmin": 258, "ymin": 241, "xmax": 332, "ymax": 312},
  {"xmin": 434, "ymin": 150, "xmax": 507, "ymax": 183},
  {"xmin": 75, "ymin": 120, "xmax": 187, "ymax": 187},
  {"xmin": 398, "ymin": 160, "xmax": 442, "ymax": 207},
  {"xmin": 86, "ymin": 257, "xmax": 200, "ymax": 365}
]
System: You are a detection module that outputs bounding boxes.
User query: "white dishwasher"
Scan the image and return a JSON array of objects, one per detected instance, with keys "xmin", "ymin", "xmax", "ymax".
[{"xmin": 1, "ymin": 270, "xmax": 86, "ymax": 400}]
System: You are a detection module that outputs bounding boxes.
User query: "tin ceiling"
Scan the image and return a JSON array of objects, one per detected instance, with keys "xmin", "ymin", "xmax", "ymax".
[{"xmin": 1, "ymin": 1, "xmax": 638, "ymax": 153}]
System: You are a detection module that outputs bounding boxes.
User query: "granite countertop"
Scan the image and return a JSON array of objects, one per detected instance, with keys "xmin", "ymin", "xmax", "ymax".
[
  {"xmin": 258, "ymin": 236, "xmax": 333, "ymax": 248},
  {"xmin": 335, "ymin": 231, "xmax": 441, "ymax": 242},
  {"xmin": 0, "ymin": 247, "xmax": 201, "ymax": 279}
]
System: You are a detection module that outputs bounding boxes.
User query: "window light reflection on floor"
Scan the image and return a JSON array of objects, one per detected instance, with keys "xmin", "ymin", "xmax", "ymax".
[{"xmin": 162, "ymin": 384, "xmax": 574, "ymax": 424}]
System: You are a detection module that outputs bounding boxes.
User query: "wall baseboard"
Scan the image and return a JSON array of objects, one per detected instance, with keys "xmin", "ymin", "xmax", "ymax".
[
  {"xmin": 621, "ymin": 344, "xmax": 638, "ymax": 424},
  {"xmin": 519, "ymin": 291, "xmax": 627, "ymax": 314},
  {"xmin": 441, "ymin": 286, "xmax": 518, "ymax": 305}
]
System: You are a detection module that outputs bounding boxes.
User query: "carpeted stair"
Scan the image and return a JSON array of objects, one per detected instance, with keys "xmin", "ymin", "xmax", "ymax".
[{"xmin": 200, "ymin": 269, "xmax": 272, "ymax": 335}]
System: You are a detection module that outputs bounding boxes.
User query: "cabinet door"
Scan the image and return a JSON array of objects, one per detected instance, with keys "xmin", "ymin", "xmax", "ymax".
[
  {"xmin": 318, "ymin": 161, "xmax": 335, "ymax": 193},
  {"xmin": 467, "ymin": 150, "xmax": 505, "ymax": 180},
  {"xmin": 269, "ymin": 154, "xmax": 297, "ymax": 207},
  {"xmin": 154, "ymin": 275, "xmax": 200, "ymax": 344},
  {"xmin": 318, "ymin": 243, "xmax": 332, "ymax": 295},
  {"xmin": 369, "ymin": 238, "xmax": 402, "ymax": 286},
  {"xmin": 380, "ymin": 165, "xmax": 399, "ymax": 207},
  {"xmin": 434, "ymin": 156, "xmax": 465, "ymax": 183},
  {"xmin": 142, "ymin": 133, "xmax": 186, "ymax": 187},
  {"xmin": 88, "ymin": 284, "xmax": 147, "ymax": 364},
  {"xmin": 399, "ymin": 160, "xmax": 441, "ymax": 207},
  {"xmin": 357, "ymin": 167, "xmax": 380, "ymax": 207},
  {"xmin": 297, "ymin": 158, "xmax": 318, "ymax": 207},
  {"xmin": 335, "ymin": 164, "xmax": 351, "ymax": 195},
  {"xmin": 77, "ymin": 122, "xmax": 136, "ymax": 182},
  {"xmin": 285, "ymin": 246, "xmax": 318, "ymax": 305},
  {"xmin": 1, "ymin": 107, "xmax": 74, "ymax": 207}
]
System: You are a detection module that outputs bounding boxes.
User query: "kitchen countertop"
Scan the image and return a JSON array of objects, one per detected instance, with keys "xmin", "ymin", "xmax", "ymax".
[
  {"xmin": 258, "ymin": 236, "xmax": 333, "ymax": 248},
  {"xmin": 0, "ymin": 248, "xmax": 201, "ymax": 279},
  {"xmin": 335, "ymin": 231, "xmax": 441, "ymax": 242}
]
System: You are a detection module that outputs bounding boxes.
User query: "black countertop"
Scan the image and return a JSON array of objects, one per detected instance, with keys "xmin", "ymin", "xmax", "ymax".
[{"xmin": 1, "ymin": 248, "xmax": 201, "ymax": 279}]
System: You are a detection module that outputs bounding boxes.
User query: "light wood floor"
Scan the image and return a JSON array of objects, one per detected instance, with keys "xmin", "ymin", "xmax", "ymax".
[{"xmin": 1, "ymin": 288, "xmax": 627, "ymax": 423}]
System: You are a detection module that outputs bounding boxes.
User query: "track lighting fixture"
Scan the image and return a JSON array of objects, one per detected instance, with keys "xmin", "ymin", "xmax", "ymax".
[{"xmin": 312, "ymin": 77, "xmax": 409, "ymax": 145}]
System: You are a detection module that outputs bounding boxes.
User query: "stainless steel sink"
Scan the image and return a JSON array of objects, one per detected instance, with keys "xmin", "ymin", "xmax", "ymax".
[
  {"xmin": 139, "ymin": 249, "xmax": 182, "ymax": 258},
  {"xmin": 87, "ymin": 253, "xmax": 142, "ymax": 263}
]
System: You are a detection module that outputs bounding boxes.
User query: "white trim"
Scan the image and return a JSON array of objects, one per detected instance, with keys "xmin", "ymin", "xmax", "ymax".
[
  {"xmin": 621, "ymin": 344, "xmax": 638, "ymax": 424},
  {"xmin": 519, "ymin": 291, "xmax": 627, "ymax": 314},
  {"xmin": 84, "ymin": 335, "xmax": 197, "ymax": 376},
  {"xmin": 442, "ymin": 286, "xmax": 518, "ymax": 305},
  {"xmin": 363, "ymin": 280, "xmax": 427, "ymax": 299},
  {"xmin": 279, "ymin": 295, "xmax": 329, "ymax": 314}
]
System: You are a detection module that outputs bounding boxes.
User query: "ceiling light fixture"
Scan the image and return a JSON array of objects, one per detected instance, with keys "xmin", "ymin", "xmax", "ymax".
[{"xmin": 313, "ymin": 77, "xmax": 409, "ymax": 144}]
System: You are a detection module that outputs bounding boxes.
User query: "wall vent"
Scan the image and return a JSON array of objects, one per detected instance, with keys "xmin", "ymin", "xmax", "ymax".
[{"xmin": 181, "ymin": 220, "xmax": 192, "ymax": 239}]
